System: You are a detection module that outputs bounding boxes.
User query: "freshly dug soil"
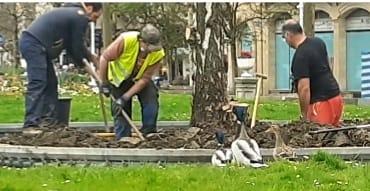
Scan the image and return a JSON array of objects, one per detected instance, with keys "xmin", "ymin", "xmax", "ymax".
[{"xmin": 1, "ymin": 120, "xmax": 370, "ymax": 149}]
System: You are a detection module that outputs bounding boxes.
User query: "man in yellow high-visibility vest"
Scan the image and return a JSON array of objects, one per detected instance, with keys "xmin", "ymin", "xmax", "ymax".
[{"xmin": 98, "ymin": 24, "xmax": 165, "ymax": 140}]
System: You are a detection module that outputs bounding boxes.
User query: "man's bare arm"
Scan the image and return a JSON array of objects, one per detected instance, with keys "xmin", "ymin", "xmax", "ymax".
[
  {"xmin": 98, "ymin": 35, "xmax": 125, "ymax": 83},
  {"xmin": 123, "ymin": 62, "xmax": 162, "ymax": 100},
  {"xmin": 297, "ymin": 78, "xmax": 310, "ymax": 119}
]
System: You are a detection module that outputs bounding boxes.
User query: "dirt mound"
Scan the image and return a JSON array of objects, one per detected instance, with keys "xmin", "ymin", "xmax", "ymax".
[
  {"xmin": 1, "ymin": 120, "xmax": 370, "ymax": 149},
  {"xmin": 0, "ymin": 122, "xmax": 238, "ymax": 149},
  {"xmin": 0, "ymin": 126, "xmax": 118, "ymax": 148},
  {"xmin": 250, "ymin": 120, "xmax": 370, "ymax": 148}
]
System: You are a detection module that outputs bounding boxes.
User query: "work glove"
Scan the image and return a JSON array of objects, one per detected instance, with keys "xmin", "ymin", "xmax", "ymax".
[
  {"xmin": 115, "ymin": 97, "xmax": 127, "ymax": 108},
  {"xmin": 99, "ymin": 83, "xmax": 111, "ymax": 97}
]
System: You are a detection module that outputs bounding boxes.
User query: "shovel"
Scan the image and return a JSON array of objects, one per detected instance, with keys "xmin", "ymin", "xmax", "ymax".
[{"xmin": 83, "ymin": 59, "xmax": 110, "ymax": 133}]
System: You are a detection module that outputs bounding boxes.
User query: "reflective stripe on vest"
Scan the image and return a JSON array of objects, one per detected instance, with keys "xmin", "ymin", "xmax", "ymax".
[{"xmin": 108, "ymin": 31, "xmax": 165, "ymax": 87}]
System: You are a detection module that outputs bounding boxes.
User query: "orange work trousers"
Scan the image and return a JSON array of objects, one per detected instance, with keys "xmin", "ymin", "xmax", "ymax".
[{"xmin": 307, "ymin": 95, "xmax": 344, "ymax": 127}]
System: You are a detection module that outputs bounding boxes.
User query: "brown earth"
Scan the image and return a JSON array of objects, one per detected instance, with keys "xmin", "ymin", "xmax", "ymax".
[{"xmin": 1, "ymin": 120, "xmax": 370, "ymax": 149}]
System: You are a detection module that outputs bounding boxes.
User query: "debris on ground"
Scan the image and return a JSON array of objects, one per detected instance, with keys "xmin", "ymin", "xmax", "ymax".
[{"xmin": 1, "ymin": 120, "xmax": 370, "ymax": 149}]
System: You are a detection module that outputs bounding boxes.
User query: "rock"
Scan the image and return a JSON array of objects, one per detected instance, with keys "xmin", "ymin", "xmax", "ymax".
[
  {"xmin": 203, "ymin": 140, "xmax": 218, "ymax": 149},
  {"xmin": 146, "ymin": 132, "xmax": 166, "ymax": 140},
  {"xmin": 188, "ymin": 127, "xmax": 201, "ymax": 134},
  {"xmin": 186, "ymin": 141, "xmax": 200, "ymax": 149},
  {"xmin": 183, "ymin": 127, "xmax": 201, "ymax": 139},
  {"xmin": 335, "ymin": 132, "xmax": 351, "ymax": 146},
  {"xmin": 117, "ymin": 137, "xmax": 142, "ymax": 145}
]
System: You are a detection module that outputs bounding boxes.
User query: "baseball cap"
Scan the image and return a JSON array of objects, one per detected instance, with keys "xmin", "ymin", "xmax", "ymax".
[{"xmin": 140, "ymin": 24, "xmax": 163, "ymax": 52}]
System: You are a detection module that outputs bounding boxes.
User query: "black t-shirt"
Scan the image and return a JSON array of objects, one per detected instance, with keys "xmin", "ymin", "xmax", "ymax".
[
  {"xmin": 291, "ymin": 37, "xmax": 340, "ymax": 104},
  {"xmin": 25, "ymin": 7, "xmax": 91, "ymax": 67}
]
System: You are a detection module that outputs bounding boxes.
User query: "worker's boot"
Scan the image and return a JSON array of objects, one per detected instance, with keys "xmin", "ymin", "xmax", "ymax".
[
  {"xmin": 22, "ymin": 117, "xmax": 59, "ymax": 135},
  {"xmin": 140, "ymin": 125, "xmax": 157, "ymax": 136},
  {"xmin": 22, "ymin": 127, "xmax": 43, "ymax": 135}
]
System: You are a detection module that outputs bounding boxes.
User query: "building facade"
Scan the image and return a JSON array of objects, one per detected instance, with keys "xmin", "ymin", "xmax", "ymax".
[{"xmin": 237, "ymin": 3, "xmax": 370, "ymax": 96}]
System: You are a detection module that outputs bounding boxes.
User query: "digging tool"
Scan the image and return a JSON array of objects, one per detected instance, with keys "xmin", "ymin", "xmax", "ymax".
[
  {"xmin": 83, "ymin": 59, "xmax": 110, "ymax": 133},
  {"xmin": 309, "ymin": 124, "xmax": 370, "ymax": 134},
  {"xmin": 250, "ymin": 73, "xmax": 268, "ymax": 129},
  {"xmin": 110, "ymin": 96, "xmax": 145, "ymax": 141}
]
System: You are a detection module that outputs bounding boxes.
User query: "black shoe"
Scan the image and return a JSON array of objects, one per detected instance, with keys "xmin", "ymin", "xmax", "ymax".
[{"xmin": 140, "ymin": 126, "xmax": 157, "ymax": 136}]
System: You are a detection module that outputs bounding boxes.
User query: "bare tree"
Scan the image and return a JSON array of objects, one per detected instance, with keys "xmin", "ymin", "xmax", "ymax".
[
  {"xmin": 189, "ymin": 3, "xmax": 235, "ymax": 126},
  {"xmin": 303, "ymin": 3, "xmax": 315, "ymax": 37},
  {"xmin": 102, "ymin": 3, "xmax": 114, "ymax": 48},
  {"xmin": 0, "ymin": 3, "xmax": 35, "ymax": 67}
]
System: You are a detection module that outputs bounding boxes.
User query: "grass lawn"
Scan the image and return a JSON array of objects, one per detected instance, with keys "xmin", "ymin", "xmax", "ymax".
[
  {"xmin": 0, "ymin": 93, "xmax": 192, "ymax": 123},
  {"xmin": 0, "ymin": 152, "xmax": 369, "ymax": 191},
  {"xmin": 1, "ymin": 93, "xmax": 370, "ymax": 123}
]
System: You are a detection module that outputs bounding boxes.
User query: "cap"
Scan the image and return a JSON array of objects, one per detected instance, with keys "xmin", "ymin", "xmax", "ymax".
[{"xmin": 140, "ymin": 24, "xmax": 163, "ymax": 52}]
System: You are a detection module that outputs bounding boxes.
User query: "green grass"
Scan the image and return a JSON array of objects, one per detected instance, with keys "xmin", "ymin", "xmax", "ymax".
[
  {"xmin": 0, "ymin": 153, "xmax": 369, "ymax": 191},
  {"xmin": 0, "ymin": 93, "xmax": 192, "ymax": 123},
  {"xmin": 1, "ymin": 93, "xmax": 370, "ymax": 123}
]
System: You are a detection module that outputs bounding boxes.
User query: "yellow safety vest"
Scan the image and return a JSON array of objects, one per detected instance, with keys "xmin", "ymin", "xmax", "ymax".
[{"xmin": 108, "ymin": 31, "xmax": 165, "ymax": 87}]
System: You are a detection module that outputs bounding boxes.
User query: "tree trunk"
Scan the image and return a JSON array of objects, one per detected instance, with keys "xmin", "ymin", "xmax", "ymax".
[
  {"xmin": 231, "ymin": 41, "xmax": 238, "ymax": 77},
  {"xmin": 166, "ymin": 49, "xmax": 173, "ymax": 82},
  {"xmin": 227, "ymin": 40, "xmax": 238, "ymax": 95},
  {"xmin": 102, "ymin": 3, "xmax": 113, "ymax": 48},
  {"xmin": 227, "ymin": 42, "xmax": 235, "ymax": 95},
  {"xmin": 303, "ymin": 3, "xmax": 315, "ymax": 37},
  {"xmin": 190, "ymin": 3, "xmax": 233, "ymax": 127}
]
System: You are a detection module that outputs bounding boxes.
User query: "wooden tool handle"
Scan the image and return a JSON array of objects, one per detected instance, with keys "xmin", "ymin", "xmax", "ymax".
[
  {"xmin": 120, "ymin": 109, "xmax": 145, "ymax": 141},
  {"xmin": 98, "ymin": 93, "xmax": 110, "ymax": 133},
  {"xmin": 83, "ymin": 59, "xmax": 110, "ymax": 133},
  {"xmin": 250, "ymin": 77, "xmax": 262, "ymax": 128},
  {"xmin": 83, "ymin": 59, "xmax": 101, "ymax": 83},
  {"xmin": 255, "ymin": 73, "xmax": 268, "ymax": 79}
]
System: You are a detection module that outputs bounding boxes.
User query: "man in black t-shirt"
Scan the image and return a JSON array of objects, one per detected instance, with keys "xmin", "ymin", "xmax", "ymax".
[
  {"xmin": 19, "ymin": 3, "xmax": 102, "ymax": 133},
  {"xmin": 281, "ymin": 19, "xmax": 343, "ymax": 126}
]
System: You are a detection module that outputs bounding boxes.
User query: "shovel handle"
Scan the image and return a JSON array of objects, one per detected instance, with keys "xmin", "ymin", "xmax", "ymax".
[
  {"xmin": 83, "ymin": 59, "xmax": 110, "ymax": 133},
  {"xmin": 83, "ymin": 59, "xmax": 101, "ymax": 83},
  {"xmin": 255, "ymin": 73, "xmax": 268, "ymax": 79}
]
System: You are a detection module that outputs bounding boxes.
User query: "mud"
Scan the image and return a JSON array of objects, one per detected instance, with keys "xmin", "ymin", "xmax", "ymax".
[{"xmin": 1, "ymin": 120, "xmax": 370, "ymax": 149}]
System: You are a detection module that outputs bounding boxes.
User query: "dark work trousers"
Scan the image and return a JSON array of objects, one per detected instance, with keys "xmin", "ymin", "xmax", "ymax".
[
  {"xmin": 110, "ymin": 79, "xmax": 159, "ymax": 140},
  {"xmin": 19, "ymin": 32, "xmax": 58, "ymax": 128}
]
